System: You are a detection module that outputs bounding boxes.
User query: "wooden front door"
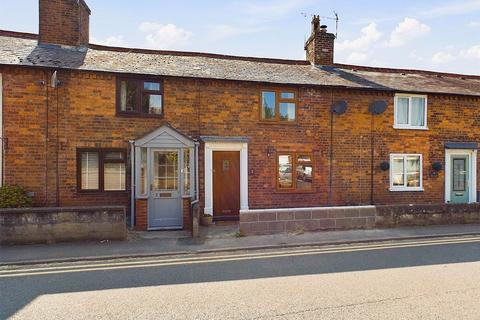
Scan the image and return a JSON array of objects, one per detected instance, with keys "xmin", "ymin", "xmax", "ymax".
[{"xmin": 213, "ymin": 151, "xmax": 240, "ymax": 220}]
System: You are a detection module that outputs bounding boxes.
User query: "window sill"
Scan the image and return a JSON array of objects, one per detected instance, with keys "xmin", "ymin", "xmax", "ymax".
[
  {"xmin": 116, "ymin": 112, "xmax": 164, "ymax": 119},
  {"xmin": 389, "ymin": 187, "xmax": 424, "ymax": 192},
  {"xmin": 274, "ymin": 190, "xmax": 316, "ymax": 194},
  {"xmin": 258, "ymin": 120, "xmax": 298, "ymax": 126},
  {"xmin": 77, "ymin": 190, "xmax": 129, "ymax": 195},
  {"xmin": 393, "ymin": 125, "xmax": 428, "ymax": 131}
]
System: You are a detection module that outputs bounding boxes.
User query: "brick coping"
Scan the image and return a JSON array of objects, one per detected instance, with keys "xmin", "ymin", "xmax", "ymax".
[
  {"xmin": 0, "ymin": 206, "xmax": 126, "ymax": 214},
  {"xmin": 240, "ymin": 205, "xmax": 376, "ymax": 214}
]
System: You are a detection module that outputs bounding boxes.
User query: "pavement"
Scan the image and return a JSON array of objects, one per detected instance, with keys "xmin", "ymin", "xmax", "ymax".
[
  {"xmin": 1, "ymin": 224, "xmax": 480, "ymax": 265},
  {"xmin": 1, "ymin": 235, "xmax": 480, "ymax": 319}
]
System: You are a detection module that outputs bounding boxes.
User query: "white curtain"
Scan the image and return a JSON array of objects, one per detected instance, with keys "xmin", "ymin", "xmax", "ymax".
[
  {"xmin": 396, "ymin": 97, "xmax": 409, "ymax": 124},
  {"xmin": 411, "ymin": 97, "xmax": 425, "ymax": 126}
]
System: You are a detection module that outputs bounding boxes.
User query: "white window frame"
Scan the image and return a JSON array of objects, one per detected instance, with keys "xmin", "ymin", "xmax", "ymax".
[
  {"xmin": 393, "ymin": 94, "xmax": 428, "ymax": 130},
  {"xmin": 390, "ymin": 153, "xmax": 424, "ymax": 192}
]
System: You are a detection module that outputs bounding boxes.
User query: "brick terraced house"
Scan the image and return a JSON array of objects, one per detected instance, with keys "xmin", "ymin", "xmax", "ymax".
[{"xmin": 1, "ymin": 0, "xmax": 480, "ymax": 232}]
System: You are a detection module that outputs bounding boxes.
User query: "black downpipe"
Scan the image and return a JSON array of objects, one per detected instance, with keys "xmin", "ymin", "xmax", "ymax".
[
  {"xmin": 329, "ymin": 93, "xmax": 334, "ymax": 205},
  {"xmin": 55, "ymin": 81, "xmax": 60, "ymax": 207},
  {"xmin": 44, "ymin": 71, "xmax": 49, "ymax": 206},
  {"xmin": 370, "ymin": 113, "xmax": 375, "ymax": 205}
]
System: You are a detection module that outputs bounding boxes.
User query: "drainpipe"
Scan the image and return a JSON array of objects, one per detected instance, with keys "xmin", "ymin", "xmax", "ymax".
[
  {"xmin": 44, "ymin": 71, "xmax": 49, "ymax": 205},
  {"xmin": 0, "ymin": 73, "xmax": 3, "ymax": 187},
  {"xmin": 195, "ymin": 142, "xmax": 199, "ymax": 202},
  {"xmin": 55, "ymin": 75, "xmax": 60, "ymax": 207},
  {"xmin": 129, "ymin": 140, "xmax": 135, "ymax": 229}
]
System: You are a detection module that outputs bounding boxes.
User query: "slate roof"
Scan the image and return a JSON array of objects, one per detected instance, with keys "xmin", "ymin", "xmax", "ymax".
[{"xmin": 1, "ymin": 32, "xmax": 480, "ymax": 97}]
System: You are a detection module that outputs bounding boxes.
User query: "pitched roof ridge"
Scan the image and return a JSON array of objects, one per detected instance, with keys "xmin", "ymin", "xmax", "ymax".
[
  {"xmin": 87, "ymin": 43, "xmax": 311, "ymax": 65},
  {"xmin": 333, "ymin": 63, "xmax": 480, "ymax": 80},
  {"xmin": 0, "ymin": 29, "xmax": 38, "ymax": 40}
]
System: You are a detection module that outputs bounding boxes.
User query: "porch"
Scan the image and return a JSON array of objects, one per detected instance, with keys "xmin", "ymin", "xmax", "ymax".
[{"xmin": 131, "ymin": 125, "xmax": 248, "ymax": 232}]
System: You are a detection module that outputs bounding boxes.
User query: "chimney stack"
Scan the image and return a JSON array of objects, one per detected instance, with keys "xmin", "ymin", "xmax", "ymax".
[
  {"xmin": 304, "ymin": 15, "xmax": 336, "ymax": 66},
  {"xmin": 39, "ymin": 0, "xmax": 91, "ymax": 48}
]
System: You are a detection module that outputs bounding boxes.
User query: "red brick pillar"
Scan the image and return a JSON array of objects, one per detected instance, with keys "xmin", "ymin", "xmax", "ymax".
[{"xmin": 135, "ymin": 199, "xmax": 148, "ymax": 231}]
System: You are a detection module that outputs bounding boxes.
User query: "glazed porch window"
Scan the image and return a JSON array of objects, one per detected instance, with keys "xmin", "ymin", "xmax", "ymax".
[
  {"xmin": 183, "ymin": 148, "xmax": 191, "ymax": 195},
  {"xmin": 390, "ymin": 154, "xmax": 423, "ymax": 191},
  {"xmin": 277, "ymin": 153, "xmax": 313, "ymax": 191},
  {"xmin": 153, "ymin": 152, "xmax": 178, "ymax": 190},
  {"xmin": 118, "ymin": 78, "xmax": 163, "ymax": 116},
  {"xmin": 394, "ymin": 94, "xmax": 427, "ymax": 129},
  {"xmin": 261, "ymin": 90, "xmax": 297, "ymax": 122},
  {"xmin": 78, "ymin": 149, "xmax": 127, "ymax": 192}
]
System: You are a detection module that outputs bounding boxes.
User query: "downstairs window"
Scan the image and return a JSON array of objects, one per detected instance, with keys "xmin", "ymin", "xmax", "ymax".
[
  {"xmin": 390, "ymin": 154, "xmax": 423, "ymax": 191},
  {"xmin": 78, "ymin": 149, "xmax": 127, "ymax": 192},
  {"xmin": 277, "ymin": 152, "xmax": 313, "ymax": 192}
]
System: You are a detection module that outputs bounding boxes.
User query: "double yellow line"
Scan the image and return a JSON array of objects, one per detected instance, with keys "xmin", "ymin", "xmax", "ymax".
[{"xmin": 1, "ymin": 236, "xmax": 480, "ymax": 278}]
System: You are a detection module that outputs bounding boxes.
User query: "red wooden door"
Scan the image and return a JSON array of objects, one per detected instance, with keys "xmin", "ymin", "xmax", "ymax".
[{"xmin": 213, "ymin": 151, "xmax": 240, "ymax": 220}]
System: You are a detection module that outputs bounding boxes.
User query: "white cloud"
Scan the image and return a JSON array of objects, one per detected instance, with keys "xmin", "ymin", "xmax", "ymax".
[
  {"xmin": 346, "ymin": 52, "xmax": 369, "ymax": 63},
  {"xmin": 336, "ymin": 22, "xmax": 382, "ymax": 64},
  {"xmin": 470, "ymin": 21, "xmax": 480, "ymax": 28},
  {"xmin": 424, "ymin": 0, "xmax": 480, "ymax": 17},
  {"xmin": 464, "ymin": 45, "xmax": 480, "ymax": 58},
  {"xmin": 431, "ymin": 44, "xmax": 480, "ymax": 67},
  {"xmin": 432, "ymin": 51, "xmax": 455, "ymax": 64},
  {"xmin": 91, "ymin": 35, "xmax": 124, "ymax": 47},
  {"xmin": 337, "ymin": 22, "xmax": 382, "ymax": 52},
  {"xmin": 139, "ymin": 22, "xmax": 192, "ymax": 49},
  {"xmin": 385, "ymin": 18, "xmax": 430, "ymax": 48}
]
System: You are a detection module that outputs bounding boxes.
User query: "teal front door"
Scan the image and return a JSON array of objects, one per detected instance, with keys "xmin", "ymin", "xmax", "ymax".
[{"xmin": 450, "ymin": 155, "xmax": 469, "ymax": 204}]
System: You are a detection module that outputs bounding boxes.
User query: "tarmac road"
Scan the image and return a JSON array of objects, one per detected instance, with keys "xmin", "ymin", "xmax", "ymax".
[{"xmin": 1, "ymin": 235, "xmax": 480, "ymax": 319}]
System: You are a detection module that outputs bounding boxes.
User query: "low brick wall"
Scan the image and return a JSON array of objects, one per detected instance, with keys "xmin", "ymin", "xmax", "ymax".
[
  {"xmin": 376, "ymin": 203, "xmax": 480, "ymax": 228},
  {"xmin": 0, "ymin": 206, "xmax": 126, "ymax": 245},
  {"xmin": 240, "ymin": 203, "xmax": 480, "ymax": 235},
  {"xmin": 240, "ymin": 206, "xmax": 376, "ymax": 235}
]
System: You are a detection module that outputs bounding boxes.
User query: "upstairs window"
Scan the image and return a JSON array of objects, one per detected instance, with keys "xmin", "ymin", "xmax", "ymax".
[
  {"xmin": 78, "ymin": 149, "xmax": 127, "ymax": 192},
  {"xmin": 117, "ymin": 78, "xmax": 163, "ymax": 116},
  {"xmin": 261, "ymin": 90, "xmax": 297, "ymax": 122},
  {"xmin": 277, "ymin": 152, "xmax": 313, "ymax": 192},
  {"xmin": 394, "ymin": 94, "xmax": 427, "ymax": 129}
]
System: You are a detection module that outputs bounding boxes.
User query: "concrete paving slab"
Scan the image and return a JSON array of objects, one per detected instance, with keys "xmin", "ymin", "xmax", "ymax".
[{"xmin": 1, "ymin": 224, "xmax": 480, "ymax": 265}]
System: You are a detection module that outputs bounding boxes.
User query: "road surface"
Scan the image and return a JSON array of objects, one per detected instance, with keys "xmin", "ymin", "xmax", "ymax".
[{"xmin": 1, "ymin": 235, "xmax": 480, "ymax": 319}]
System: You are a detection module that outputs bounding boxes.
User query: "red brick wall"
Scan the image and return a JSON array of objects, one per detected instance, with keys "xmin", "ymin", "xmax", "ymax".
[
  {"xmin": 2, "ymin": 65, "xmax": 480, "ymax": 228},
  {"xmin": 135, "ymin": 199, "xmax": 147, "ymax": 231},
  {"xmin": 39, "ymin": 0, "xmax": 90, "ymax": 47},
  {"xmin": 183, "ymin": 198, "xmax": 191, "ymax": 231}
]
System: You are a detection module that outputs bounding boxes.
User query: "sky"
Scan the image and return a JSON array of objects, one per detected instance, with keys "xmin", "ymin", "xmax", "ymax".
[{"xmin": 1, "ymin": 0, "xmax": 480, "ymax": 74}]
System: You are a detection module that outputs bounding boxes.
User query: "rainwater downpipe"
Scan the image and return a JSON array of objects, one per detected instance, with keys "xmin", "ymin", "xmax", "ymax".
[
  {"xmin": 55, "ymin": 76, "xmax": 60, "ymax": 207},
  {"xmin": 44, "ymin": 71, "xmax": 49, "ymax": 205},
  {"xmin": 129, "ymin": 140, "xmax": 135, "ymax": 229},
  {"xmin": 194, "ymin": 142, "xmax": 199, "ymax": 203},
  {"xmin": 0, "ymin": 73, "xmax": 3, "ymax": 187},
  {"xmin": 370, "ymin": 113, "xmax": 375, "ymax": 205},
  {"xmin": 328, "ymin": 91, "xmax": 334, "ymax": 205}
]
